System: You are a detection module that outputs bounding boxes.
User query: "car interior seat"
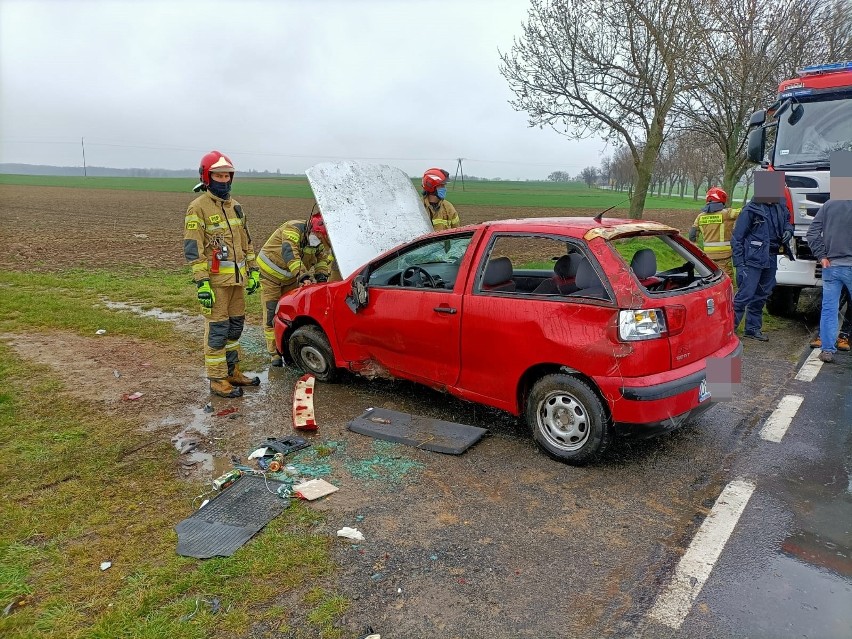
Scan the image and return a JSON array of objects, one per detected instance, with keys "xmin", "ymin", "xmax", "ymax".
[
  {"xmin": 630, "ymin": 248, "xmax": 663, "ymax": 289},
  {"xmin": 481, "ymin": 256, "xmax": 516, "ymax": 292},
  {"xmin": 569, "ymin": 258, "xmax": 607, "ymax": 299},
  {"xmin": 532, "ymin": 253, "xmax": 583, "ymax": 295}
]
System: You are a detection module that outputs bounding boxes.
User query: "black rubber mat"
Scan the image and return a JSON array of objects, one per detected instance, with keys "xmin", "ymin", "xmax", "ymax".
[
  {"xmin": 347, "ymin": 408, "xmax": 488, "ymax": 454},
  {"xmin": 175, "ymin": 475, "xmax": 289, "ymax": 559}
]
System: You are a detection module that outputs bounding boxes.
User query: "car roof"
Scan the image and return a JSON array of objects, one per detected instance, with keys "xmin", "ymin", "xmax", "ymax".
[{"xmin": 455, "ymin": 217, "xmax": 678, "ymax": 240}]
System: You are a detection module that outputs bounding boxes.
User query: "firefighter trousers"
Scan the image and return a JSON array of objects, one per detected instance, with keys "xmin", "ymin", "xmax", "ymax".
[
  {"xmin": 260, "ymin": 279, "xmax": 298, "ymax": 355},
  {"xmin": 203, "ymin": 285, "xmax": 246, "ymax": 379}
]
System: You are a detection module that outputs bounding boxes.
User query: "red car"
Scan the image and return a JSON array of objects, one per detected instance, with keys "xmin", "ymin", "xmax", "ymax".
[{"xmin": 273, "ymin": 163, "xmax": 741, "ymax": 464}]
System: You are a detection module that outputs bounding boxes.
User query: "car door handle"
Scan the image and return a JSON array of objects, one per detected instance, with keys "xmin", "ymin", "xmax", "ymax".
[{"xmin": 433, "ymin": 306, "xmax": 457, "ymax": 314}]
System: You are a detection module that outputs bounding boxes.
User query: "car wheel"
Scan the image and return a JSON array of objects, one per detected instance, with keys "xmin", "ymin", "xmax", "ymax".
[
  {"xmin": 525, "ymin": 374, "xmax": 610, "ymax": 464},
  {"xmin": 288, "ymin": 326, "xmax": 339, "ymax": 382}
]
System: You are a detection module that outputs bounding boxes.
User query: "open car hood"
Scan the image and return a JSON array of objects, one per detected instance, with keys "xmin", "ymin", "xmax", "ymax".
[{"xmin": 305, "ymin": 161, "xmax": 433, "ymax": 279}]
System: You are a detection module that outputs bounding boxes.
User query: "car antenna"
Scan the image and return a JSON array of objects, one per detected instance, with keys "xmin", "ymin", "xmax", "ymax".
[{"xmin": 594, "ymin": 198, "xmax": 630, "ymax": 223}]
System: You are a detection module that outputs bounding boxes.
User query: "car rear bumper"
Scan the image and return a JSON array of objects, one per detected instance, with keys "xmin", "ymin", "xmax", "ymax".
[{"xmin": 601, "ymin": 339, "xmax": 742, "ymax": 430}]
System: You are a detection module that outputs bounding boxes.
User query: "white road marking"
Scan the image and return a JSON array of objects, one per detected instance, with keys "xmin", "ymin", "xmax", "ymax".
[
  {"xmin": 759, "ymin": 394, "xmax": 805, "ymax": 443},
  {"xmin": 648, "ymin": 480, "xmax": 756, "ymax": 629},
  {"xmin": 795, "ymin": 349, "xmax": 824, "ymax": 382}
]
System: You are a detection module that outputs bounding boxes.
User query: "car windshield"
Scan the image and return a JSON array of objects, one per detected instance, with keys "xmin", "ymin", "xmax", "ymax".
[
  {"xmin": 773, "ymin": 93, "xmax": 852, "ymax": 168},
  {"xmin": 368, "ymin": 234, "xmax": 473, "ymax": 287}
]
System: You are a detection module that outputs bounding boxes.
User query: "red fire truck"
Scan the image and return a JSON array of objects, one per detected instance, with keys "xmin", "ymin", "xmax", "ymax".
[{"xmin": 747, "ymin": 61, "xmax": 852, "ymax": 315}]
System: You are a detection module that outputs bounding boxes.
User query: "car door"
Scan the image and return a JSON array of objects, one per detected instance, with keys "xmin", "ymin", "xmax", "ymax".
[{"xmin": 333, "ymin": 234, "xmax": 473, "ymax": 386}]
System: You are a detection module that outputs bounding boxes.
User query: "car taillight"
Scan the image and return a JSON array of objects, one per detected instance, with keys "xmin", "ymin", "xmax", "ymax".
[
  {"xmin": 619, "ymin": 309, "xmax": 667, "ymax": 341},
  {"xmin": 664, "ymin": 304, "xmax": 687, "ymax": 337}
]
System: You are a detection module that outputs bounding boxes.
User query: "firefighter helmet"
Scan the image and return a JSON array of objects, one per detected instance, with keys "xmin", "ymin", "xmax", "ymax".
[
  {"xmin": 422, "ymin": 168, "xmax": 449, "ymax": 193},
  {"xmin": 706, "ymin": 187, "xmax": 727, "ymax": 204},
  {"xmin": 309, "ymin": 212, "xmax": 328, "ymax": 241},
  {"xmin": 199, "ymin": 151, "xmax": 236, "ymax": 187}
]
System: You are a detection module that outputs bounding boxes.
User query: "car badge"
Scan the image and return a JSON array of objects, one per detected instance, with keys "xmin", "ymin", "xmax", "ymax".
[{"xmin": 706, "ymin": 298, "xmax": 715, "ymax": 315}]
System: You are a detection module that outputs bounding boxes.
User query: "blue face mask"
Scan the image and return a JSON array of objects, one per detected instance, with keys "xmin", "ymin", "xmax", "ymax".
[
  {"xmin": 436, "ymin": 187, "xmax": 447, "ymax": 199},
  {"xmin": 208, "ymin": 179, "xmax": 232, "ymax": 200}
]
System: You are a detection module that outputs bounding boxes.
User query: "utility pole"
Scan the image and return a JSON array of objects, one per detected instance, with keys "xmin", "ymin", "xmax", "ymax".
[
  {"xmin": 81, "ymin": 137, "xmax": 87, "ymax": 177},
  {"xmin": 453, "ymin": 157, "xmax": 466, "ymax": 191}
]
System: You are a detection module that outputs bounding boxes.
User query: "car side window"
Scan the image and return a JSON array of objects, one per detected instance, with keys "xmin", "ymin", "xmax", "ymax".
[
  {"xmin": 610, "ymin": 234, "xmax": 712, "ymax": 293},
  {"xmin": 476, "ymin": 234, "xmax": 610, "ymax": 300},
  {"xmin": 367, "ymin": 233, "xmax": 474, "ymax": 290}
]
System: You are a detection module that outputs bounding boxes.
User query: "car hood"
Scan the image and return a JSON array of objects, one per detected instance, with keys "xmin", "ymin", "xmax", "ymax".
[{"xmin": 305, "ymin": 161, "xmax": 433, "ymax": 279}]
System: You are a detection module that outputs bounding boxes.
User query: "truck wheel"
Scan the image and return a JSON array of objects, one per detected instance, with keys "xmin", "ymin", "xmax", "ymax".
[
  {"xmin": 288, "ymin": 326, "xmax": 339, "ymax": 382},
  {"xmin": 525, "ymin": 374, "xmax": 611, "ymax": 465},
  {"xmin": 767, "ymin": 286, "xmax": 800, "ymax": 317}
]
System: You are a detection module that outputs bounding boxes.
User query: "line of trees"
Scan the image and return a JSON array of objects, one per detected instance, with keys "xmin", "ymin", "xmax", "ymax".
[{"xmin": 501, "ymin": 0, "xmax": 852, "ymax": 218}]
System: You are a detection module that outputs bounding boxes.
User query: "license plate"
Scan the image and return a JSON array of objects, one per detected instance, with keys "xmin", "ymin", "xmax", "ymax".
[{"xmin": 698, "ymin": 378, "xmax": 710, "ymax": 403}]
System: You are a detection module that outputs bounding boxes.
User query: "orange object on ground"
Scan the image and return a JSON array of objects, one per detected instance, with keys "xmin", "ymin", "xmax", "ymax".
[{"xmin": 293, "ymin": 373, "xmax": 317, "ymax": 431}]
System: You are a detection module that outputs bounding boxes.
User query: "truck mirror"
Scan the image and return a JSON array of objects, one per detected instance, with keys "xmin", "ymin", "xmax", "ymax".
[
  {"xmin": 788, "ymin": 103, "xmax": 804, "ymax": 126},
  {"xmin": 748, "ymin": 110, "xmax": 766, "ymax": 127},
  {"xmin": 747, "ymin": 127, "xmax": 766, "ymax": 164}
]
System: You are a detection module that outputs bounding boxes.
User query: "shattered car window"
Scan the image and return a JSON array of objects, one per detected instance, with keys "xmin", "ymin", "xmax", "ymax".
[
  {"xmin": 610, "ymin": 234, "xmax": 713, "ymax": 293},
  {"xmin": 368, "ymin": 234, "xmax": 474, "ymax": 289}
]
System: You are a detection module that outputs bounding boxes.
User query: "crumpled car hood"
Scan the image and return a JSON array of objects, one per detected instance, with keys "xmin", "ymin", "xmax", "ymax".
[{"xmin": 305, "ymin": 161, "xmax": 433, "ymax": 279}]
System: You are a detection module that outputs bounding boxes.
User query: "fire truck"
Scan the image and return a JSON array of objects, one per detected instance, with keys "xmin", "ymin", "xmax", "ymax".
[{"xmin": 746, "ymin": 61, "xmax": 852, "ymax": 316}]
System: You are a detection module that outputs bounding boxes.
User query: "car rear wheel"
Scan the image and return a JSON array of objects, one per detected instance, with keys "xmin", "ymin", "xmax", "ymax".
[
  {"xmin": 525, "ymin": 374, "xmax": 610, "ymax": 464},
  {"xmin": 288, "ymin": 326, "xmax": 339, "ymax": 382}
]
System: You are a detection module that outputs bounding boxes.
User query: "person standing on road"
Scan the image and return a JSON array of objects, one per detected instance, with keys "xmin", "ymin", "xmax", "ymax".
[
  {"xmin": 184, "ymin": 151, "xmax": 261, "ymax": 398},
  {"xmin": 258, "ymin": 207, "xmax": 335, "ymax": 366},
  {"xmin": 805, "ymin": 151, "xmax": 852, "ymax": 364},
  {"xmin": 422, "ymin": 168, "xmax": 460, "ymax": 231},
  {"xmin": 731, "ymin": 171, "xmax": 794, "ymax": 342},
  {"xmin": 689, "ymin": 186, "xmax": 740, "ymax": 280},
  {"xmin": 810, "ymin": 287, "xmax": 852, "ymax": 353}
]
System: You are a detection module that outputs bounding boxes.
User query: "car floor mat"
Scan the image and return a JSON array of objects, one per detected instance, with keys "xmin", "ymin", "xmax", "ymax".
[{"xmin": 347, "ymin": 407, "xmax": 488, "ymax": 454}]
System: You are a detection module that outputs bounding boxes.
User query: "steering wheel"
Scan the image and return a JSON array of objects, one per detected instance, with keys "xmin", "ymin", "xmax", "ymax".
[{"xmin": 402, "ymin": 266, "xmax": 438, "ymax": 289}]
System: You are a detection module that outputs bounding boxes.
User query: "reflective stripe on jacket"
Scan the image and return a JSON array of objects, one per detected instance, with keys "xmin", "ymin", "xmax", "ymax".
[
  {"xmin": 257, "ymin": 220, "xmax": 334, "ymax": 285},
  {"xmin": 691, "ymin": 207, "xmax": 741, "ymax": 259},
  {"xmin": 423, "ymin": 198, "xmax": 460, "ymax": 231},
  {"xmin": 183, "ymin": 192, "xmax": 257, "ymax": 287}
]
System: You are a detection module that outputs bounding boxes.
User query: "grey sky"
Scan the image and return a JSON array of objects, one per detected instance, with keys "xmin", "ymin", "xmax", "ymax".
[{"xmin": 0, "ymin": 0, "xmax": 607, "ymax": 180}]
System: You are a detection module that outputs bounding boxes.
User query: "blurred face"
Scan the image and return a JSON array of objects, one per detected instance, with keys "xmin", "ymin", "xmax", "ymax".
[{"xmin": 210, "ymin": 171, "xmax": 232, "ymax": 183}]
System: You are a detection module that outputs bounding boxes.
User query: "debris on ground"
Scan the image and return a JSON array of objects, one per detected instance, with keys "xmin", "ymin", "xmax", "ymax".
[
  {"xmin": 337, "ymin": 526, "xmax": 365, "ymax": 541},
  {"xmin": 95, "ymin": 329, "xmax": 106, "ymax": 335},
  {"xmin": 213, "ymin": 406, "xmax": 238, "ymax": 417},
  {"xmin": 211, "ymin": 469, "xmax": 242, "ymax": 491},
  {"xmin": 348, "ymin": 407, "xmax": 488, "ymax": 454},
  {"xmin": 100, "ymin": 561, "xmax": 112, "ymax": 571},
  {"xmin": 203, "ymin": 402, "xmax": 214, "ymax": 413},
  {"xmin": 2, "ymin": 596, "xmax": 29, "ymax": 617},
  {"xmin": 344, "ymin": 440, "xmax": 425, "ymax": 483},
  {"xmin": 113, "ymin": 369, "xmax": 120, "ymax": 378},
  {"xmin": 293, "ymin": 373, "xmax": 317, "ymax": 431},
  {"xmin": 294, "ymin": 478, "xmax": 339, "ymax": 500},
  {"xmin": 121, "ymin": 391, "xmax": 144, "ymax": 401}
]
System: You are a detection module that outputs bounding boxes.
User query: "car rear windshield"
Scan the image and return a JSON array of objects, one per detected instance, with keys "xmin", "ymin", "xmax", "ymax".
[{"xmin": 610, "ymin": 234, "xmax": 714, "ymax": 294}]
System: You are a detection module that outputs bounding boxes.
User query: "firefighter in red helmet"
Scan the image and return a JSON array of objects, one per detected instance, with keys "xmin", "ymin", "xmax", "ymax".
[
  {"xmin": 422, "ymin": 168, "xmax": 460, "ymax": 231},
  {"xmin": 689, "ymin": 186, "xmax": 741, "ymax": 280},
  {"xmin": 184, "ymin": 150, "xmax": 261, "ymax": 398}
]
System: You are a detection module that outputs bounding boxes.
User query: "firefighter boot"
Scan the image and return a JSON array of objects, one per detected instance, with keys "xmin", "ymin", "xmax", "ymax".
[
  {"xmin": 227, "ymin": 367, "xmax": 261, "ymax": 387},
  {"xmin": 210, "ymin": 378, "xmax": 243, "ymax": 398}
]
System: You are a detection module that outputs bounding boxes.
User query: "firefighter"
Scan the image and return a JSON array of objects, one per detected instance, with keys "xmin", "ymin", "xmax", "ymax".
[
  {"xmin": 422, "ymin": 168, "xmax": 461, "ymax": 231},
  {"xmin": 184, "ymin": 151, "xmax": 261, "ymax": 398},
  {"xmin": 689, "ymin": 187, "xmax": 740, "ymax": 280},
  {"xmin": 259, "ymin": 208, "xmax": 335, "ymax": 366}
]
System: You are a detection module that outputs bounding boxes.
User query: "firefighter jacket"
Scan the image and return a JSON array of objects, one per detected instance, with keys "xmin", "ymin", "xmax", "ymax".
[
  {"xmin": 184, "ymin": 191, "xmax": 257, "ymax": 286},
  {"xmin": 423, "ymin": 198, "xmax": 460, "ymax": 231},
  {"xmin": 257, "ymin": 220, "xmax": 333, "ymax": 285},
  {"xmin": 689, "ymin": 203, "xmax": 741, "ymax": 260}
]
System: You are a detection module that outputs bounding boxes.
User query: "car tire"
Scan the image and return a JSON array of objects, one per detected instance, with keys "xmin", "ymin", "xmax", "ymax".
[
  {"xmin": 288, "ymin": 326, "xmax": 339, "ymax": 382},
  {"xmin": 525, "ymin": 374, "xmax": 610, "ymax": 464}
]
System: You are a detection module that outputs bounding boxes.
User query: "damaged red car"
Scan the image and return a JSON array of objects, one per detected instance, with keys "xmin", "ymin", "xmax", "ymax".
[{"xmin": 273, "ymin": 162, "xmax": 741, "ymax": 464}]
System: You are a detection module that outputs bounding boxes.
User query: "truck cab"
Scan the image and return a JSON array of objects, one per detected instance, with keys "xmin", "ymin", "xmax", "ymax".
[{"xmin": 747, "ymin": 61, "xmax": 852, "ymax": 315}]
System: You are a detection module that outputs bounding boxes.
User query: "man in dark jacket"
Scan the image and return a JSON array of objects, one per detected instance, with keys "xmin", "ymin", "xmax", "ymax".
[
  {"xmin": 731, "ymin": 171, "xmax": 794, "ymax": 341},
  {"xmin": 805, "ymin": 151, "xmax": 852, "ymax": 363}
]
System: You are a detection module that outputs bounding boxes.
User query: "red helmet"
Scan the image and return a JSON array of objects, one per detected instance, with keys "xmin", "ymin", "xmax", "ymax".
[
  {"xmin": 198, "ymin": 150, "xmax": 235, "ymax": 187},
  {"xmin": 706, "ymin": 187, "xmax": 727, "ymax": 204},
  {"xmin": 422, "ymin": 167, "xmax": 449, "ymax": 193},
  {"xmin": 309, "ymin": 212, "xmax": 328, "ymax": 240}
]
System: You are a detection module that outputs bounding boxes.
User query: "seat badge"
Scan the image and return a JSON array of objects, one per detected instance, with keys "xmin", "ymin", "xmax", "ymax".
[{"xmin": 706, "ymin": 298, "xmax": 715, "ymax": 315}]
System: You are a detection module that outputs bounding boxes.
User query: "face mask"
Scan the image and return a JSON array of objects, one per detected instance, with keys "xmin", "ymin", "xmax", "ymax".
[
  {"xmin": 436, "ymin": 187, "xmax": 447, "ymax": 199},
  {"xmin": 208, "ymin": 179, "xmax": 232, "ymax": 200},
  {"xmin": 307, "ymin": 233, "xmax": 322, "ymax": 247}
]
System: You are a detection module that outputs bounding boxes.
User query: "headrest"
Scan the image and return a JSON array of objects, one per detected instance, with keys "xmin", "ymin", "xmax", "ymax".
[
  {"xmin": 574, "ymin": 259, "xmax": 602, "ymax": 290},
  {"xmin": 483, "ymin": 257, "xmax": 513, "ymax": 286},
  {"xmin": 555, "ymin": 254, "xmax": 583, "ymax": 279},
  {"xmin": 630, "ymin": 248, "xmax": 657, "ymax": 280}
]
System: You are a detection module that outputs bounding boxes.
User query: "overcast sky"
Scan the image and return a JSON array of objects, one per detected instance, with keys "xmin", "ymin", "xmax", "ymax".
[{"xmin": 0, "ymin": 0, "xmax": 608, "ymax": 180}]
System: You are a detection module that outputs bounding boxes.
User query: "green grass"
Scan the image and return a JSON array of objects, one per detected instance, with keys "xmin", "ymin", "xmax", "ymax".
[{"xmin": 0, "ymin": 173, "xmax": 706, "ymax": 210}]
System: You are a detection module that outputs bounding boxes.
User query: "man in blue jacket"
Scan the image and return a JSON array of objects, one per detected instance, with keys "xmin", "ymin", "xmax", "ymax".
[{"xmin": 731, "ymin": 171, "xmax": 794, "ymax": 341}]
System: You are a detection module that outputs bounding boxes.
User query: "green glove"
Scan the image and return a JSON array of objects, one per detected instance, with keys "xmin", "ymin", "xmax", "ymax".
[
  {"xmin": 246, "ymin": 269, "xmax": 261, "ymax": 295},
  {"xmin": 196, "ymin": 279, "xmax": 215, "ymax": 308}
]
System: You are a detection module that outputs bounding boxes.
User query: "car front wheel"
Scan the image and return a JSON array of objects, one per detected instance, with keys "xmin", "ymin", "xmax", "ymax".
[
  {"xmin": 288, "ymin": 325, "xmax": 339, "ymax": 382},
  {"xmin": 525, "ymin": 374, "xmax": 610, "ymax": 464}
]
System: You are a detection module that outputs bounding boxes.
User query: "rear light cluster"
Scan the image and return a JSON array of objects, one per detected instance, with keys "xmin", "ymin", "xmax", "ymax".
[{"xmin": 618, "ymin": 306, "xmax": 686, "ymax": 341}]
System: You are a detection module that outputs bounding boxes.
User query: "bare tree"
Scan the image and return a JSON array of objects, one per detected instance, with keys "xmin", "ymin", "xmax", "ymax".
[
  {"xmin": 580, "ymin": 166, "xmax": 599, "ymax": 188},
  {"xmin": 547, "ymin": 170, "xmax": 572, "ymax": 182},
  {"xmin": 499, "ymin": 0, "xmax": 703, "ymax": 218}
]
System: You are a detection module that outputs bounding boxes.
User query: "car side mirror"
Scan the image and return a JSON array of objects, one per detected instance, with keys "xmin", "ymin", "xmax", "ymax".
[{"xmin": 346, "ymin": 274, "xmax": 369, "ymax": 313}]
